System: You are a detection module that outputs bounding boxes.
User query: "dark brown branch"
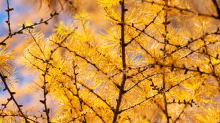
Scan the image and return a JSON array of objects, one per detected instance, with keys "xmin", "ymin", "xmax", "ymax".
[
  {"xmin": 72, "ymin": 62, "xmax": 87, "ymax": 122},
  {"xmin": 212, "ymin": 0, "xmax": 220, "ymax": 17},
  {"xmin": 62, "ymin": 89, "xmax": 83, "ymax": 122},
  {"xmin": 165, "ymin": 30, "xmax": 220, "ymax": 59},
  {"xmin": 153, "ymin": 100, "xmax": 166, "ymax": 115},
  {"xmin": 125, "ymin": 9, "xmax": 163, "ymax": 46},
  {"xmin": 41, "ymin": 60, "xmax": 51, "ymax": 123},
  {"xmin": 125, "ymin": 66, "xmax": 187, "ymax": 93},
  {"xmin": 173, "ymin": 105, "xmax": 188, "ymax": 123},
  {"xmin": 66, "ymin": 113, "xmax": 87, "ymax": 123},
  {"xmin": 0, "ymin": 11, "xmax": 59, "ymax": 46},
  {"xmin": 0, "ymin": 96, "xmax": 11, "ymax": 115},
  {"xmin": 0, "ymin": 114, "xmax": 39, "ymax": 122},
  {"xmin": 79, "ymin": 97, "xmax": 105, "ymax": 123},
  {"xmin": 125, "ymin": 72, "xmax": 164, "ymax": 93},
  {"xmin": 119, "ymin": 75, "xmax": 197, "ymax": 113},
  {"xmin": 163, "ymin": 74, "xmax": 170, "ymax": 123},
  {"xmin": 0, "ymin": 73, "xmax": 30, "ymax": 122},
  {"xmin": 112, "ymin": 0, "xmax": 127, "ymax": 122},
  {"xmin": 5, "ymin": 0, "xmax": 13, "ymax": 37},
  {"xmin": 163, "ymin": 1, "xmax": 170, "ymax": 122},
  {"xmin": 143, "ymin": 0, "xmax": 220, "ymax": 19}
]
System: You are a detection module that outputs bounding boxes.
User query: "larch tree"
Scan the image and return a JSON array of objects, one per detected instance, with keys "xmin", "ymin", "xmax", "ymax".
[{"xmin": 0, "ymin": 0, "xmax": 220, "ymax": 123}]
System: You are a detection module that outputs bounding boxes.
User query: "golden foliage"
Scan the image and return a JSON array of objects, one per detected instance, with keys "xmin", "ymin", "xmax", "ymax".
[
  {"xmin": 1, "ymin": 0, "xmax": 220, "ymax": 122},
  {"xmin": 0, "ymin": 45, "xmax": 14, "ymax": 77}
]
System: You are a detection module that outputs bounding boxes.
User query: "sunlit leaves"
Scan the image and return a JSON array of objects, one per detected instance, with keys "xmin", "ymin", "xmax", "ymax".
[
  {"xmin": 97, "ymin": 0, "xmax": 121, "ymax": 7},
  {"xmin": 0, "ymin": 45, "xmax": 14, "ymax": 77},
  {"xmin": 11, "ymin": 0, "xmax": 220, "ymax": 122}
]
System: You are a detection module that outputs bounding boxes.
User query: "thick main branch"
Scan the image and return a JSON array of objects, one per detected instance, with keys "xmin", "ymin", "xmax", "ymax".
[{"xmin": 112, "ymin": 0, "xmax": 126, "ymax": 122}]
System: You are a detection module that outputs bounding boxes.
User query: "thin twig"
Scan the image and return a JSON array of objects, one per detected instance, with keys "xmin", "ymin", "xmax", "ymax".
[{"xmin": 0, "ymin": 11, "xmax": 59, "ymax": 45}]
